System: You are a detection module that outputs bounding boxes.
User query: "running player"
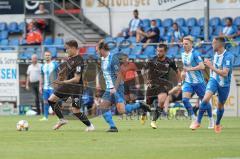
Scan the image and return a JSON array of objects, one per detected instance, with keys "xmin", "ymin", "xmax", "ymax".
[
  {"xmin": 48, "ymin": 40, "xmax": 95, "ymax": 131},
  {"xmin": 143, "ymin": 43, "xmax": 181, "ymax": 129},
  {"xmin": 181, "ymin": 36, "xmax": 214, "ymax": 129},
  {"xmin": 39, "ymin": 51, "xmax": 58, "ymax": 121},
  {"xmin": 191, "ymin": 37, "xmax": 233, "ymax": 133},
  {"xmin": 96, "ymin": 40, "xmax": 150, "ymax": 132}
]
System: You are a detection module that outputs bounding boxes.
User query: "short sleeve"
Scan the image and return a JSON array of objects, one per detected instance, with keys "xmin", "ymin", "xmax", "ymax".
[
  {"xmin": 223, "ymin": 54, "xmax": 233, "ymax": 69},
  {"xmin": 75, "ymin": 63, "xmax": 84, "ymax": 75},
  {"xmin": 194, "ymin": 51, "xmax": 203, "ymax": 64}
]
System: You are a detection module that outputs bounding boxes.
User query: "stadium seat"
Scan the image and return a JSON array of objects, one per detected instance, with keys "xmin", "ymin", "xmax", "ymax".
[
  {"xmin": 213, "ymin": 26, "xmax": 222, "ymax": 36},
  {"xmin": 53, "ymin": 38, "xmax": 64, "ymax": 49},
  {"xmin": 163, "ymin": 18, "xmax": 173, "ymax": 28},
  {"xmin": 0, "ymin": 39, "xmax": 9, "ymax": 50},
  {"xmin": 120, "ymin": 47, "xmax": 131, "ymax": 55},
  {"xmin": 144, "ymin": 27, "xmax": 151, "ymax": 32},
  {"xmin": 43, "ymin": 37, "xmax": 53, "ymax": 45},
  {"xmin": 104, "ymin": 36, "xmax": 114, "ymax": 43},
  {"xmin": 143, "ymin": 45, "xmax": 155, "ymax": 57},
  {"xmin": 9, "ymin": 38, "xmax": 19, "ymax": 46},
  {"xmin": 86, "ymin": 46, "xmax": 96, "ymax": 55},
  {"xmin": 128, "ymin": 37, "xmax": 136, "ymax": 43},
  {"xmin": 0, "ymin": 22, "xmax": 7, "ymax": 31},
  {"xmin": 8, "ymin": 22, "xmax": 19, "ymax": 33},
  {"xmin": 175, "ymin": 18, "xmax": 186, "ymax": 27},
  {"xmin": 131, "ymin": 45, "xmax": 142, "ymax": 55},
  {"xmin": 128, "ymin": 54, "xmax": 137, "ymax": 59},
  {"xmin": 115, "ymin": 37, "xmax": 125, "ymax": 44},
  {"xmin": 198, "ymin": 17, "xmax": 205, "ymax": 27},
  {"xmin": 234, "ymin": 16, "xmax": 240, "ymax": 26},
  {"xmin": 18, "ymin": 22, "xmax": 26, "ymax": 32},
  {"xmin": 181, "ymin": 26, "xmax": 189, "ymax": 35},
  {"xmin": 186, "ymin": 17, "xmax": 197, "ymax": 27},
  {"xmin": 154, "ymin": 19, "xmax": 162, "ymax": 27},
  {"xmin": 158, "ymin": 27, "xmax": 165, "ymax": 37},
  {"xmin": 210, "ymin": 17, "xmax": 221, "ymax": 27},
  {"xmin": 142, "ymin": 19, "xmax": 151, "ymax": 28},
  {"xmin": 0, "ymin": 31, "xmax": 8, "ymax": 40},
  {"xmin": 167, "ymin": 46, "xmax": 179, "ymax": 59}
]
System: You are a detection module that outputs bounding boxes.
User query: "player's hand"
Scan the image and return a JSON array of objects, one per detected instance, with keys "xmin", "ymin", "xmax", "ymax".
[
  {"xmin": 183, "ymin": 67, "xmax": 192, "ymax": 72},
  {"xmin": 110, "ymin": 88, "xmax": 116, "ymax": 94},
  {"xmin": 204, "ymin": 59, "xmax": 213, "ymax": 69}
]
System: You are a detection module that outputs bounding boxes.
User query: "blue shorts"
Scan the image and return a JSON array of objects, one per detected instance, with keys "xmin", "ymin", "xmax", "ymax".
[
  {"xmin": 206, "ymin": 78, "xmax": 230, "ymax": 104},
  {"xmin": 102, "ymin": 85, "xmax": 125, "ymax": 104},
  {"xmin": 43, "ymin": 89, "xmax": 54, "ymax": 100},
  {"xmin": 182, "ymin": 82, "xmax": 206, "ymax": 99}
]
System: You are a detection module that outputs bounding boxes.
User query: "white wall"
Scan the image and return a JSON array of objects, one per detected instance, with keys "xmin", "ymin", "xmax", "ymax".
[{"xmin": 0, "ymin": 14, "xmax": 24, "ymax": 23}]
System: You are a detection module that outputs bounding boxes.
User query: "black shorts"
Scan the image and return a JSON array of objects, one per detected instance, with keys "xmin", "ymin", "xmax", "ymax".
[
  {"xmin": 171, "ymin": 93, "xmax": 182, "ymax": 102},
  {"xmin": 146, "ymin": 86, "xmax": 168, "ymax": 105}
]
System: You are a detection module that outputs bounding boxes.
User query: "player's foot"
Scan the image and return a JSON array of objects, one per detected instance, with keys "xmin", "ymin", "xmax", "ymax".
[
  {"xmin": 139, "ymin": 102, "xmax": 151, "ymax": 112},
  {"xmin": 85, "ymin": 124, "xmax": 95, "ymax": 132},
  {"xmin": 39, "ymin": 117, "xmax": 48, "ymax": 121},
  {"xmin": 140, "ymin": 114, "xmax": 147, "ymax": 125},
  {"xmin": 214, "ymin": 125, "xmax": 222, "ymax": 134},
  {"xmin": 208, "ymin": 118, "xmax": 215, "ymax": 129},
  {"xmin": 106, "ymin": 127, "xmax": 118, "ymax": 132},
  {"xmin": 189, "ymin": 120, "xmax": 196, "ymax": 129},
  {"xmin": 190, "ymin": 121, "xmax": 200, "ymax": 130},
  {"xmin": 53, "ymin": 119, "xmax": 68, "ymax": 130},
  {"xmin": 193, "ymin": 106, "xmax": 199, "ymax": 116},
  {"xmin": 151, "ymin": 121, "xmax": 157, "ymax": 129}
]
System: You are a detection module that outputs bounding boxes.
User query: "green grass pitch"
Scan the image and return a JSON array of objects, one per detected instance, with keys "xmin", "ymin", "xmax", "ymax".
[{"xmin": 0, "ymin": 116, "xmax": 240, "ymax": 159}]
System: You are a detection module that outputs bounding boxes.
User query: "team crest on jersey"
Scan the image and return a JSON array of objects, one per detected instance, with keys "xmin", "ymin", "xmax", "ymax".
[
  {"xmin": 165, "ymin": 63, "xmax": 169, "ymax": 68},
  {"xmin": 76, "ymin": 66, "xmax": 81, "ymax": 72}
]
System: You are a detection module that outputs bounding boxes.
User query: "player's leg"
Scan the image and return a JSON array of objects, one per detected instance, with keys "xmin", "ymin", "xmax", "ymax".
[
  {"xmin": 158, "ymin": 92, "xmax": 168, "ymax": 115},
  {"xmin": 40, "ymin": 89, "xmax": 51, "ymax": 121},
  {"xmin": 215, "ymin": 86, "xmax": 230, "ymax": 133},
  {"xmin": 182, "ymin": 82, "xmax": 195, "ymax": 119},
  {"xmin": 71, "ymin": 97, "xmax": 95, "ymax": 132}
]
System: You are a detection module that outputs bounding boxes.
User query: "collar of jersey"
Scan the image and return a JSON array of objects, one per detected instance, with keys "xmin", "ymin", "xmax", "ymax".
[{"xmin": 215, "ymin": 49, "xmax": 226, "ymax": 57}]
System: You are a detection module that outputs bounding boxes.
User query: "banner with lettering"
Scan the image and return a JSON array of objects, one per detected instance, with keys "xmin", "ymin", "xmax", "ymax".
[{"xmin": 82, "ymin": 0, "xmax": 240, "ymax": 12}]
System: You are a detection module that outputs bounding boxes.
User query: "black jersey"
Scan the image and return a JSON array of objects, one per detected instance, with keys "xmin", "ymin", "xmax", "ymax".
[{"xmin": 146, "ymin": 56, "xmax": 178, "ymax": 83}]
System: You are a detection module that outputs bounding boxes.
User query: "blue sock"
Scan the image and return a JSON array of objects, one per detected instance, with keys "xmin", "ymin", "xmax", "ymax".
[
  {"xmin": 102, "ymin": 110, "xmax": 116, "ymax": 128},
  {"xmin": 216, "ymin": 108, "xmax": 224, "ymax": 125},
  {"xmin": 125, "ymin": 102, "xmax": 140, "ymax": 114},
  {"xmin": 182, "ymin": 98, "xmax": 194, "ymax": 117},
  {"xmin": 44, "ymin": 104, "xmax": 49, "ymax": 118},
  {"xmin": 197, "ymin": 101, "xmax": 208, "ymax": 123},
  {"xmin": 206, "ymin": 103, "xmax": 212, "ymax": 118}
]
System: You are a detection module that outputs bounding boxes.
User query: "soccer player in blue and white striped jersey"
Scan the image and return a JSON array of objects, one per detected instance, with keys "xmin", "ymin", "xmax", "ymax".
[
  {"xmin": 39, "ymin": 51, "xmax": 58, "ymax": 121},
  {"xmin": 181, "ymin": 36, "xmax": 213, "ymax": 129},
  {"xmin": 191, "ymin": 37, "xmax": 233, "ymax": 133}
]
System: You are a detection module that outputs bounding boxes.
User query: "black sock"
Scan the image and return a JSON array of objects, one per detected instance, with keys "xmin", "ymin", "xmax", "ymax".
[
  {"xmin": 73, "ymin": 112, "xmax": 91, "ymax": 127},
  {"xmin": 151, "ymin": 108, "xmax": 160, "ymax": 121},
  {"xmin": 48, "ymin": 100, "xmax": 64, "ymax": 119}
]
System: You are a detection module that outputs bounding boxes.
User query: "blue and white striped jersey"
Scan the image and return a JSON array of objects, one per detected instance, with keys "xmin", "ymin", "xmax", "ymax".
[
  {"xmin": 41, "ymin": 61, "xmax": 58, "ymax": 90},
  {"xmin": 211, "ymin": 50, "xmax": 233, "ymax": 87},
  {"xmin": 182, "ymin": 49, "xmax": 205, "ymax": 84},
  {"xmin": 101, "ymin": 53, "xmax": 122, "ymax": 89}
]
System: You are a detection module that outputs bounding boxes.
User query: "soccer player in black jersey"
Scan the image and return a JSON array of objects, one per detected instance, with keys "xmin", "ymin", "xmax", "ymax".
[
  {"xmin": 48, "ymin": 40, "xmax": 94, "ymax": 131},
  {"xmin": 143, "ymin": 44, "xmax": 181, "ymax": 129}
]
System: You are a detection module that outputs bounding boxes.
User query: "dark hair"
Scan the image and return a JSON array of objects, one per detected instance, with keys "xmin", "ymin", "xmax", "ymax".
[
  {"xmin": 65, "ymin": 40, "xmax": 78, "ymax": 49},
  {"xmin": 226, "ymin": 17, "xmax": 233, "ymax": 23},
  {"xmin": 98, "ymin": 39, "xmax": 110, "ymax": 51},
  {"xmin": 214, "ymin": 36, "xmax": 226, "ymax": 46},
  {"xmin": 173, "ymin": 22, "xmax": 178, "ymax": 27},
  {"xmin": 158, "ymin": 43, "xmax": 168, "ymax": 51},
  {"xmin": 133, "ymin": 9, "xmax": 138, "ymax": 13}
]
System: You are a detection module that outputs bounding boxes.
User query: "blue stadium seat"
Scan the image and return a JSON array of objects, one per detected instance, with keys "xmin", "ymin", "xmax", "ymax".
[
  {"xmin": 9, "ymin": 38, "xmax": 19, "ymax": 46},
  {"xmin": 163, "ymin": 18, "xmax": 173, "ymax": 28},
  {"xmin": 104, "ymin": 36, "xmax": 114, "ymax": 43},
  {"xmin": 115, "ymin": 37, "xmax": 125, "ymax": 44},
  {"xmin": 167, "ymin": 46, "xmax": 179, "ymax": 59},
  {"xmin": 18, "ymin": 22, "xmax": 26, "ymax": 32},
  {"xmin": 143, "ymin": 46, "xmax": 155, "ymax": 57},
  {"xmin": 200, "ymin": 27, "xmax": 213, "ymax": 39},
  {"xmin": 154, "ymin": 19, "xmax": 162, "ymax": 27},
  {"xmin": 0, "ymin": 39, "xmax": 9, "ymax": 50},
  {"xmin": 234, "ymin": 16, "xmax": 240, "ymax": 26},
  {"xmin": 144, "ymin": 27, "xmax": 151, "ymax": 32},
  {"xmin": 131, "ymin": 45, "xmax": 142, "ymax": 55},
  {"xmin": 158, "ymin": 27, "xmax": 165, "ymax": 37},
  {"xmin": 181, "ymin": 26, "xmax": 189, "ymax": 35},
  {"xmin": 53, "ymin": 38, "xmax": 64, "ymax": 49},
  {"xmin": 210, "ymin": 17, "xmax": 221, "ymax": 27},
  {"xmin": 213, "ymin": 26, "xmax": 222, "ymax": 36},
  {"xmin": 142, "ymin": 19, "xmax": 151, "ymax": 28},
  {"xmin": 120, "ymin": 47, "xmax": 131, "ymax": 55},
  {"xmin": 229, "ymin": 45, "xmax": 240, "ymax": 57},
  {"xmin": 43, "ymin": 37, "xmax": 53, "ymax": 45},
  {"xmin": 8, "ymin": 22, "xmax": 19, "ymax": 33},
  {"xmin": 128, "ymin": 37, "xmax": 136, "ymax": 43},
  {"xmin": 86, "ymin": 46, "xmax": 96, "ymax": 55},
  {"xmin": 175, "ymin": 18, "xmax": 186, "ymax": 27},
  {"xmin": 0, "ymin": 31, "xmax": 8, "ymax": 40},
  {"xmin": 128, "ymin": 54, "xmax": 137, "ymax": 59},
  {"xmin": 198, "ymin": 17, "xmax": 205, "ymax": 27},
  {"xmin": 186, "ymin": 17, "xmax": 197, "ymax": 27},
  {"xmin": 0, "ymin": 22, "xmax": 7, "ymax": 31}
]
